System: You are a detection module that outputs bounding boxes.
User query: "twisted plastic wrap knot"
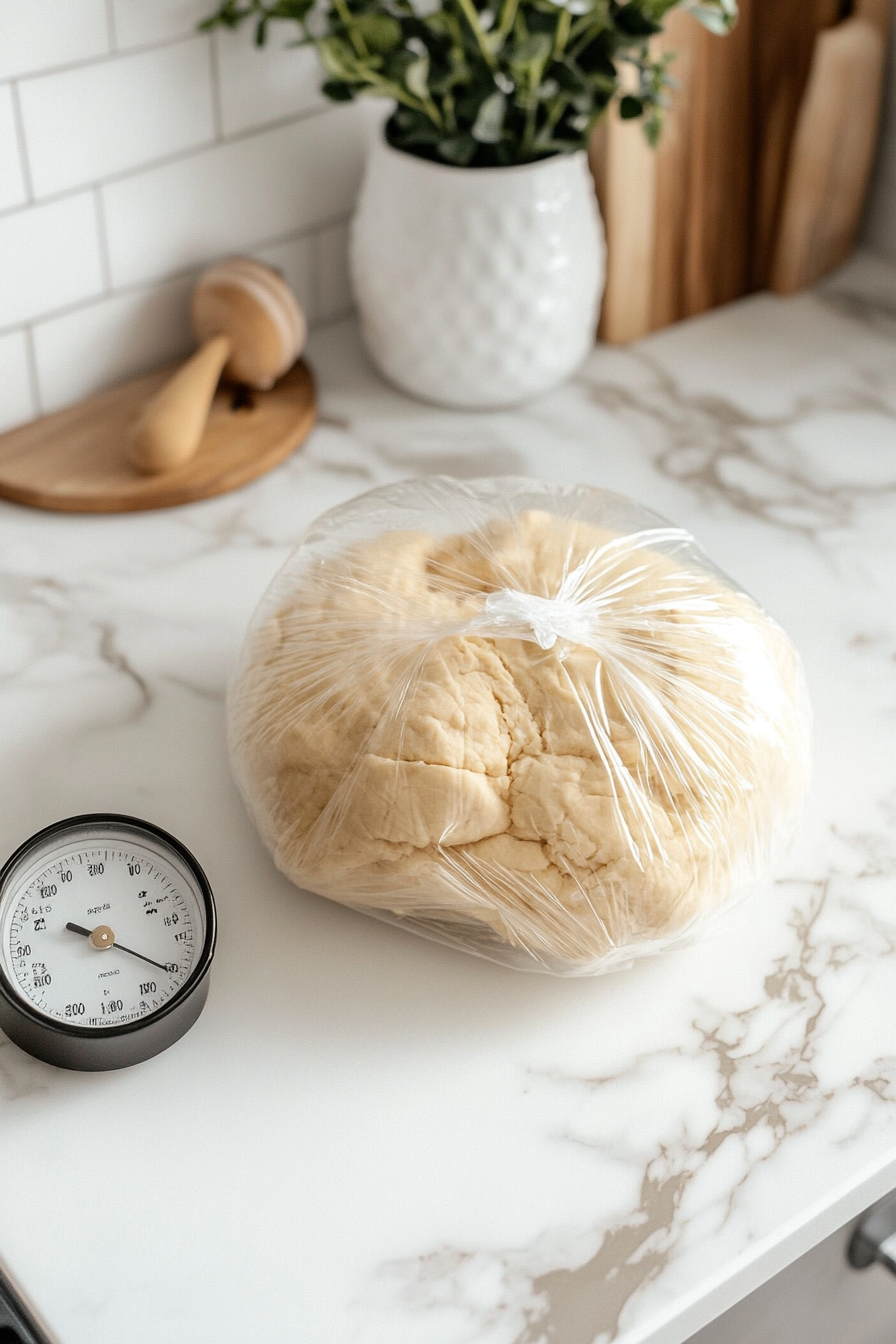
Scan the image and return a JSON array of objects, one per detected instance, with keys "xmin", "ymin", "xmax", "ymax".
[{"xmin": 480, "ymin": 588, "xmax": 595, "ymax": 650}]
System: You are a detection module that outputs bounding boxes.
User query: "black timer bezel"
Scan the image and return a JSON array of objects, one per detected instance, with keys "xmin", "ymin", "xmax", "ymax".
[{"xmin": 0, "ymin": 814, "xmax": 217, "ymax": 1071}]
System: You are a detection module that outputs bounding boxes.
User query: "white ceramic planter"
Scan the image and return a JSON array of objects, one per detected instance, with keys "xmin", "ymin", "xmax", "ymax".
[{"xmin": 350, "ymin": 136, "xmax": 605, "ymax": 409}]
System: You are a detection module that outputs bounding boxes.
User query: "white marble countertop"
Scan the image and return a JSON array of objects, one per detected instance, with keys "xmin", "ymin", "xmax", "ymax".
[{"xmin": 3, "ymin": 252, "xmax": 896, "ymax": 1344}]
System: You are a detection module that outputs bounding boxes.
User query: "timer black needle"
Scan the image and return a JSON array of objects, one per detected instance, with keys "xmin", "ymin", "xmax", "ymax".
[{"xmin": 65, "ymin": 922, "xmax": 174, "ymax": 974}]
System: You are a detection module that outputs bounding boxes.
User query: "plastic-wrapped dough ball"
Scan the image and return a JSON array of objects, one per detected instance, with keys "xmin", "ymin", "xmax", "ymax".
[{"xmin": 228, "ymin": 478, "xmax": 810, "ymax": 974}]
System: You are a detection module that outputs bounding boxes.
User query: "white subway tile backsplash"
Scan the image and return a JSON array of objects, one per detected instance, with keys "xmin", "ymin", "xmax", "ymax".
[
  {"xmin": 0, "ymin": 329, "xmax": 35, "ymax": 430},
  {"xmin": 253, "ymin": 233, "xmax": 315, "ymax": 323},
  {"xmin": 32, "ymin": 274, "xmax": 195, "ymax": 413},
  {"xmin": 0, "ymin": 0, "xmax": 110, "ymax": 81},
  {"xmin": 215, "ymin": 24, "xmax": 325, "ymax": 136},
  {"xmin": 0, "ymin": 83, "xmax": 27, "ymax": 211},
  {"xmin": 314, "ymin": 220, "xmax": 354, "ymax": 321},
  {"xmin": 112, "ymin": 0, "xmax": 211, "ymax": 49},
  {"xmin": 0, "ymin": 195, "xmax": 104, "ymax": 328},
  {"xmin": 19, "ymin": 38, "xmax": 216, "ymax": 198},
  {"xmin": 102, "ymin": 103, "xmax": 370, "ymax": 288},
  {"xmin": 0, "ymin": 0, "xmax": 370, "ymax": 420}
]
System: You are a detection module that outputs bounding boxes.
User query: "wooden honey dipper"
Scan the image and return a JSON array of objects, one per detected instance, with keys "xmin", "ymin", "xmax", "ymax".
[{"xmin": 129, "ymin": 258, "xmax": 306, "ymax": 475}]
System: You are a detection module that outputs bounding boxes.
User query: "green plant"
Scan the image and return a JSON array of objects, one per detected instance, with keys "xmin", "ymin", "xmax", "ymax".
[{"xmin": 202, "ymin": 0, "xmax": 736, "ymax": 167}]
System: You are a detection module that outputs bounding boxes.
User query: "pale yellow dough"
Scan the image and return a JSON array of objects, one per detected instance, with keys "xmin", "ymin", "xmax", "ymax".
[{"xmin": 230, "ymin": 510, "xmax": 808, "ymax": 971}]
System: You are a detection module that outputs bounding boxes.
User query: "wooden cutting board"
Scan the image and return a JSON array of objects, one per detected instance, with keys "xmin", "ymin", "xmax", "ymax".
[
  {"xmin": 770, "ymin": 4, "xmax": 891, "ymax": 294},
  {"xmin": 593, "ymin": 0, "xmax": 888, "ymax": 339},
  {"xmin": 750, "ymin": 0, "xmax": 843, "ymax": 290},
  {"xmin": 594, "ymin": 0, "xmax": 756, "ymax": 343},
  {"xmin": 0, "ymin": 360, "xmax": 316, "ymax": 513}
]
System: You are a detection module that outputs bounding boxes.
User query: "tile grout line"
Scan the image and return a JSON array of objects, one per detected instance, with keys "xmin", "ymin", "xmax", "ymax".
[
  {"xmin": 8, "ymin": 82, "xmax": 34, "ymax": 205},
  {"xmin": 5, "ymin": 28, "xmax": 208, "ymax": 86},
  {"xmin": 0, "ymin": 214, "xmax": 354, "ymax": 340},
  {"xmin": 309, "ymin": 230, "xmax": 322, "ymax": 325},
  {"xmin": 6, "ymin": 281, "xmax": 350, "ymax": 425},
  {"xmin": 317, "ymin": 220, "xmax": 354, "ymax": 323},
  {"xmin": 312, "ymin": 304, "xmax": 356, "ymax": 332},
  {"xmin": 253, "ymin": 216, "xmax": 355, "ymax": 271},
  {"xmin": 0, "ymin": 101, "xmax": 341, "ymax": 222},
  {"xmin": 105, "ymin": 0, "xmax": 119, "ymax": 53},
  {"xmin": 93, "ymin": 187, "xmax": 114, "ymax": 293},
  {"xmin": 22, "ymin": 326, "xmax": 43, "ymax": 418},
  {"xmin": 207, "ymin": 33, "xmax": 225, "ymax": 141}
]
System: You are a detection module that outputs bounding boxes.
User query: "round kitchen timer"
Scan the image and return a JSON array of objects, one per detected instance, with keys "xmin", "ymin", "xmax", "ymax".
[{"xmin": 0, "ymin": 815, "xmax": 216, "ymax": 1071}]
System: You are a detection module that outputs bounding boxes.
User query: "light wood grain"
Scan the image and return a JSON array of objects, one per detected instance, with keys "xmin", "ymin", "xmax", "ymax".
[
  {"xmin": 591, "ymin": 0, "xmax": 891, "ymax": 339},
  {"xmin": 0, "ymin": 360, "xmax": 316, "ymax": 514},
  {"xmin": 594, "ymin": 2, "xmax": 756, "ymax": 343},
  {"xmin": 770, "ymin": 13, "xmax": 888, "ymax": 294},
  {"xmin": 129, "ymin": 258, "xmax": 307, "ymax": 477},
  {"xmin": 750, "ymin": 0, "xmax": 842, "ymax": 290},
  {"xmin": 856, "ymin": 0, "xmax": 893, "ymax": 39},
  {"xmin": 681, "ymin": 0, "xmax": 754, "ymax": 317},
  {"xmin": 593, "ymin": 95, "xmax": 658, "ymax": 344},
  {"xmin": 129, "ymin": 333, "xmax": 232, "ymax": 475},
  {"xmin": 650, "ymin": 9, "xmax": 697, "ymax": 332}
]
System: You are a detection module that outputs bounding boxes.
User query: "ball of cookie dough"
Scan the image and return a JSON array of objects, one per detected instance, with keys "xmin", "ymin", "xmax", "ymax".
[{"xmin": 228, "ymin": 479, "xmax": 810, "ymax": 974}]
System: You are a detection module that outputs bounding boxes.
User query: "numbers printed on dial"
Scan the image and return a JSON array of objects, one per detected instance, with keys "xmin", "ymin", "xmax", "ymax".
[{"xmin": 2, "ymin": 846, "xmax": 198, "ymax": 1030}]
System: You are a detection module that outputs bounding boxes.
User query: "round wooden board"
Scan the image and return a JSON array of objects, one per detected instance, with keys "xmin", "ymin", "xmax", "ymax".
[{"xmin": 0, "ymin": 359, "xmax": 316, "ymax": 513}]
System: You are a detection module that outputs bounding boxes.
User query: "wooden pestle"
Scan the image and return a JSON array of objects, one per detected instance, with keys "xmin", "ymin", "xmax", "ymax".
[{"xmin": 129, "ymin": 258, "xmax": 306, "ymax": 475}]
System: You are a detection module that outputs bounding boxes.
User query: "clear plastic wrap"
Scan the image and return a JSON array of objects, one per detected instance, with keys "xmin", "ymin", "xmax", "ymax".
[{"xmin": 228, "ymin": 478, "xmax": 811, "ymax": 975}]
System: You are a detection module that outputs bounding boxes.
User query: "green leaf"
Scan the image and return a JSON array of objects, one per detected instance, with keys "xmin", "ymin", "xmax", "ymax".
[
  {"xmin": 321, "ymin": 78, "xmax": 357, "ymax": 99},
  {"xmin": 200, "ymin": 0, "xmax": 738, "ymax": 166},
  {"xmin": 389, "ymin": 108, "xmax": 443, "ymax": 145},
  {"xmin": 199, "ymin": 1, "xmax": 252, "ymax": 31},
  {"xmin": 613, "ymin": 3, "xmax": 660, "ymax": 36},
  {"xmin": 266, "ymin": 0, "xmax": 318, "ymax": 18},
  {"xmin": 318, "ymin": 34, "xmax": 359, "ymax": 79},
  {"xmin": 272, "ymin": 0, "xmax": 316, "ymax": 21},
  {"xmin": 682, "ymin": 0, "xmax": 738, "ymax": 35},
  {"xmin": 354, "ymin": 13, "xmax": 403, "ymax": 51},
  {"xmin": 510, "ymin": 32, "xmax": 552, "ymax": 66},
  {"xmin": 472, "ymin": 89, "xmax": 506, "ymax": 140},
  {"xmin": 642, "ymin": 107, "xmax": 662, "ymax": 145},
  {"xmin": 405, "ymin": 53, "xmax": 431, "ymax": 97},
  {"xmin": 437, "ymin": 132, "xmax": 477, "ymax": 163}
]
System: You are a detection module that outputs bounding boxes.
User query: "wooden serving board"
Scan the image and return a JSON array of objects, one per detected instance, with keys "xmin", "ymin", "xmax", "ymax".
[
  {"xmin": 770, "ymin": 4, "xmax": 891, "ymax": 295},
  {"xmin": 0, "ymin": 359, "xmax": 316, "ymax": 513}
]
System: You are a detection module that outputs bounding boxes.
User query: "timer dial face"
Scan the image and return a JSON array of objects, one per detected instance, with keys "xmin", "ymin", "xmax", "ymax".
[{"xmin": 0, "ymin": 821, "xmax": 208, "ymax": 1031}]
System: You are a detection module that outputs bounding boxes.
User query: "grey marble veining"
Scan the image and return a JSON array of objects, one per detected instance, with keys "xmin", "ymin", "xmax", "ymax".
[{"xmin": 1, "ymin": 253, "xmax": 896, "ymax": 1344}]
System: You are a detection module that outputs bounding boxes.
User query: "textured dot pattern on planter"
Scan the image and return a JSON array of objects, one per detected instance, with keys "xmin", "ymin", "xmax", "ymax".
[{"xmin": 350, "ymin": 139, "xmax": 605, "ymax": 409}]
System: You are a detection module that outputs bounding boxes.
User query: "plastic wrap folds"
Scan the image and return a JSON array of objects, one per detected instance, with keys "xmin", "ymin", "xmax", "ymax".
[{"xmin": 228, "ymin": 478, "xmax": 811, "ymax": 975}]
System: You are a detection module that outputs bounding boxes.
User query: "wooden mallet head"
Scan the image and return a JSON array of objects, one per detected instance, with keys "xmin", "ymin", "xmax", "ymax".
[{"xmin": 129, "ymin": 258, "xmax": 306, "ymax": 475}]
